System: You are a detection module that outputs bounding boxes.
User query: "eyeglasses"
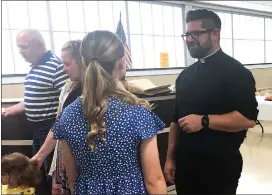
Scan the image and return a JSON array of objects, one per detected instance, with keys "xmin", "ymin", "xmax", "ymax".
[{"xmin": 181, "ymin": 29, "xmax": 214, "ymax": 40}]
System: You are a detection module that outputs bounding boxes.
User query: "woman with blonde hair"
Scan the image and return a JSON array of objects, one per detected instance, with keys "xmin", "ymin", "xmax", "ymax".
[
  {"xmin": 51, "ymin": 30, "xmax": 167, "ymax": 194},
  {"xmin": 31, "ymin": 38, "xmax": 144, "ymax": 194},
  {"xmin": 31, "ymin": 40, "xmax": 84, "ymax": 194}
]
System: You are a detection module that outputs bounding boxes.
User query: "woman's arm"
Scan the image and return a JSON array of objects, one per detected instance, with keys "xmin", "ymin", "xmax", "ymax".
[
  {"xmin": 60, "ymin": 140, "xmax": 78, "ymax": 194},
  {"xmin": 140, "ymin": 135, "xmax": 167, "ymax": 194},
  {"xmin": 164, "ymin": 122, "xmax": 178, "ymax": 184},
  {"xmin": 31, "ymin": 131, "xmax": 57, "ymax": 167}
]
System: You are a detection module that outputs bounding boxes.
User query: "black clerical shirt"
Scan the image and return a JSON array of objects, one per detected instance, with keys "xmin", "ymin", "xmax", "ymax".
[{"xmin": 173, "ymin": 49, "xmax": 258, "ymax": 157}]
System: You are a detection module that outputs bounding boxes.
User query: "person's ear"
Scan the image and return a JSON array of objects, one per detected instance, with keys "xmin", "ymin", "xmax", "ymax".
[
  {"xmin": 117, "ymin": 57, "xmax": 126, "ymax": 80},
  {"xmin": 211, "ymin": 29, "xmax": 220, "ymax": 41},
  {"xmin": 117, "ymin": 57, "xmax": 125, "ymax": 69}
]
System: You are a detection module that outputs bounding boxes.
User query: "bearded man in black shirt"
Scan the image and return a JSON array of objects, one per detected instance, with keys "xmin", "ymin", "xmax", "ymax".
[{"xmin": 164, "ymin": 9, "xmax": 259, "ymax": 194}]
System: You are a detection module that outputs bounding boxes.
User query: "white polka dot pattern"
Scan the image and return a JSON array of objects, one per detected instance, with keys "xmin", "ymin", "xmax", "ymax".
[{"xmin": 52, "ymin": 97, "xmax": 165, "ymax": 195}]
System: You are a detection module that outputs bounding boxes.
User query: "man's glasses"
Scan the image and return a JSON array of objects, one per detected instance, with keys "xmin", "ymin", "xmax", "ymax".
[{"xmin": 181, "ymin": 29, "xmax": 214, "ymax": 41}]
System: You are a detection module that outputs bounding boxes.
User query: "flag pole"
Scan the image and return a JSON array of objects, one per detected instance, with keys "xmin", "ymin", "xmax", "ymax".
[{"xmin": 120, "ymin": 11, "xmax": 121, "ymax": 21}]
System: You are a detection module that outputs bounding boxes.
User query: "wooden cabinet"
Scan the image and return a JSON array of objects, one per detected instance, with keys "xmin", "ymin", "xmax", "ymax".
[{"xmin": 2, "ymin": 94, "xmax": 176, "ymax": 188}]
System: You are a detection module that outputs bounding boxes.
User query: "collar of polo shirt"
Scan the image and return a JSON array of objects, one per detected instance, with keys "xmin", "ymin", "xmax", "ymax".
[{"xmin": 31, "ymin": 50, "xmax": 52, "ymax": 67}]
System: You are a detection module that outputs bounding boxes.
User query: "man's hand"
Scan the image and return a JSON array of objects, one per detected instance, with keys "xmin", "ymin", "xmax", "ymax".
[
  {"xmin": 178, "ymin": 114, "xmax": 203, "ymax": 133},
  {"xmin": 164, "ymin": 159, "xmax": 176, "ymax": 184},
  {"xmin": 2, "ymin": 102, "xmax": 25, "ymax": 120},
  {"xmin": 2, "ymin": 107, "xmax": 16, "ymax": 120}
]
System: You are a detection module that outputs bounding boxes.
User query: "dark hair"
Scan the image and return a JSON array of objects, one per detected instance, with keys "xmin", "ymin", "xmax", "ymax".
[
  {"xmin": 1, "ymin": 153, "xmax": 40, "ymax": 187},
  {"xmin": 186, "ymin": 9, "xmax": 221, "ymax": 30}
]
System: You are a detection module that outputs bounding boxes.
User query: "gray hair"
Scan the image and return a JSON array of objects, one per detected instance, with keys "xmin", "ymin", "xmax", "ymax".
[{"xmin": 17, "ymin": 28, "xmax": 46, "ymax": 47}]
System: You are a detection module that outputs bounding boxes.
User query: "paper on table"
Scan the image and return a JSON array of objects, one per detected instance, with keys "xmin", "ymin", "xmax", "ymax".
[
  {"xmin": 128, "ymin": 78, "xmax": 171, "ymax": 91},
  {"xmin": 127, "ymin": 78, "xmax": 171, "ymax": 96}
]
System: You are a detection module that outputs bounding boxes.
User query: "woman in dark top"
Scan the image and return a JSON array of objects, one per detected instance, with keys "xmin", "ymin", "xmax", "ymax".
[{"xmin": 31, "ymin": 40, "xmax": 84, "ymax": 195}]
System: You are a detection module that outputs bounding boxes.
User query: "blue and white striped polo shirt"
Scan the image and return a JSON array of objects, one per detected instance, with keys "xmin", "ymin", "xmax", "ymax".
[{"xmin": 24, "ymin": 51, "xmax": 69, "ymax": 122}]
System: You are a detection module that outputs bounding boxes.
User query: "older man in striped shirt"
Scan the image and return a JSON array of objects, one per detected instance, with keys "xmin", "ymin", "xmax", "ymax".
[{"xmin": 2, "ymin": 29, "xmax": 68, "ymax": 194}]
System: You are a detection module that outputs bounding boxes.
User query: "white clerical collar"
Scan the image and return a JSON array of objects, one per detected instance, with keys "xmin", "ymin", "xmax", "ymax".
[{"xmin": 199, "ymin": 48, "xmax": 221, "ymax": 63}]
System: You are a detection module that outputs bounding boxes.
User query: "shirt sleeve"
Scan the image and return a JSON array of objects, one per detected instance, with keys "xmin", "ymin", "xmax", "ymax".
[
  {"xmin": 53, "ymin": 64, "xmax": 69, "ymax": 91},
  {"xmin": 226, "ymin": 67, "xmax": 259, "ymax": 121},
  {"xmin": 51, "ymin": 111, "xmax": 66, "ymax": 140},
  {"xmin": 135, "ymin": 106, "xmax": 165, "ymax": 140}
]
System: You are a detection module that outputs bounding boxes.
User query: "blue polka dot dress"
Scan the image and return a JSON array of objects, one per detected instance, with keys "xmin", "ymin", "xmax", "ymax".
[{"xmin": 52, "ymin": 97, "xmax": 165, "ymax": 195}]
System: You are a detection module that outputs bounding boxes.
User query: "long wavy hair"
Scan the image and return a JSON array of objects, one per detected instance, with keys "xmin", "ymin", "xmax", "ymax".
[{"xmin": 80, "ymin": 30, "xmax": 150, "ymax": 151}]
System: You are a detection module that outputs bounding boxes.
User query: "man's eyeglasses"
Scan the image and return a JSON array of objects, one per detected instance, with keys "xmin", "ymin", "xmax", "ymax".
[{"xmin": 181, "ymin": 29, "xmax": 214, "ymax": 40}]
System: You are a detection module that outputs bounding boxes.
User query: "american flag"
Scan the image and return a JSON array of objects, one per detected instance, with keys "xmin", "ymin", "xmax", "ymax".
[{"xmin": 116, "ymin": 15, "xmax": 132, "ymax": 70}]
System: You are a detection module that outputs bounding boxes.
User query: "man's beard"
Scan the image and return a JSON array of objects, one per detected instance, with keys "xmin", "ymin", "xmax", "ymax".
[{"xmin": 186, "ymin": 39, "xmax": 213, "ymax": 59}]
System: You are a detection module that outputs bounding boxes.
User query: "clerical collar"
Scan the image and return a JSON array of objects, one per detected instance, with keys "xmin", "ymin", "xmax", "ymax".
[{"xmin": 199, "ymin": 48, "xmax": 221, "ymax": 63}]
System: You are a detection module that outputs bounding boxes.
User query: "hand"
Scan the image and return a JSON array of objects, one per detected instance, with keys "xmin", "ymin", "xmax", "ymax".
[
  {"xmin": 178, "ymin": 114, "xmax": 203, "ymax": 133},
  {"xmin": 164, "ymin": 159, "xmax": 176, "ymax": 184},
  {"xmin": 2, "ymin": 107, "xmax": 15, "ymax": 120},
  {"xmin": 30, "ymin": 154, "xmax": 44, "ymax": 168}
]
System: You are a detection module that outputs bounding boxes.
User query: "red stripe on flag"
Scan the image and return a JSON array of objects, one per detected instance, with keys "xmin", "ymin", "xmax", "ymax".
[{"xmin": 124, "ymin": 43, "xmax": 132, "ymax": 70}]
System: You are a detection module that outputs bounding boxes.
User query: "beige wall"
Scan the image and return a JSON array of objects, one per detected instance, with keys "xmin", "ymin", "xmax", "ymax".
[
  {"xmin": 2, "ymin": 83, "xmax": 25, "ymax": 99},
  {"xmin": 250, "ymin": 68, "xmax": 272, "ymax": 89},
  {"xmin": 2, "ymin": 68, "xmax": 272, "ymax": 99}
]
